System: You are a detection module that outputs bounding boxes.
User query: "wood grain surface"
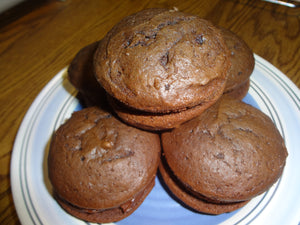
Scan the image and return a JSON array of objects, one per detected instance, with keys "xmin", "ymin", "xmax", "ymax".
[{"xmin": 0, "ymin": 0, "xmax": 299, "ymax": 224}]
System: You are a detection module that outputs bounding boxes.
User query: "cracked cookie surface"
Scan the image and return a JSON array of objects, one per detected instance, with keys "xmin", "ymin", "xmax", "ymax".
[
  {"xmin": 161, "ymin": 97, "xmax": 287, "ymax": 202},
  {"xmin": 48, "ymin": 107, "xmax": 161, "ymax": 210},
  {"xmin": 94, "ymin": 8, "xmax": 230, "ymax": 113}
]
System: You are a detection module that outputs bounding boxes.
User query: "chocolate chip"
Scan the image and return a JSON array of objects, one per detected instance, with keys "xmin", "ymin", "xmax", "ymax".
[
  {"xmin": 234, "ymin": 44, "xmax": 240, "ymax": 50},
  {"xmin": 165, "ymin": 83, "xmax": 170, "ymax": 90},
  {"xmin": 157, "ymin": 21, "xmax": 172, "ymax": 29},
  {"xmin": 215, "ymin": 153, "xmax": 225, "ymax": 159},
  {"xmin": 196, "ymin": 34, "xmax": 205, "ymax": 45},
  {"xmin": 160, "ymin": 51, "xmax": 169, "ymax": 68},
  {"xmin": 145, "ymin": 33, "xmax": 157, "ymax": 40},
  {"xmin": 123, "ymin": 38, "xmax": 133, "ymax": 49}
]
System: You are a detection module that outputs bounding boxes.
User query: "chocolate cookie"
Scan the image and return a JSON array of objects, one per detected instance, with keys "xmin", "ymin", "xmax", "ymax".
[
  {"xmin": 55, "ymin": 178, "xmax": 155, "ymax": 223},
  {"xmin": 159, "ymin": 157, "xmax": 249, "ymax": 215},
  {"xmin": 221, "ymin": 27, "xmax": 254, "ymax": 100},
  {"xmin": 94, "ymin": 8, "xmax": 230, "ymax": 113},
  {"xmin": 68, "ymin": 41, "xmax": 108, "ymax": 108},
  {"xmin": 108, "ymin": 94, "xmax": 216, "ymax": 131},
  {"xmin": 48, "ymin": 107, "xmax": 161, "ymax": 223},
  {"xmin": 161, "ymin": 97, "xmax": 287, "ymax": 208},
  {"xmin": 225, "ymin": 79, "xmax": 250, "ymax": 100}
]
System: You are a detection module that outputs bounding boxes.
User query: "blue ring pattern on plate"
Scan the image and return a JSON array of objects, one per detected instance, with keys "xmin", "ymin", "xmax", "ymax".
[
  {"xmin": 255, "ymin": 59, "xmax": 300, "ymax": 111},
  {"xmin": 18, "ymin": 76, "xmax": 61, "ymax": 225},
  {"xmin": 12, "ymin": 54, "xmax": 299, "ymax": 225},
  {"xmin": 18, "ymin": 69, "xmax": 283, "ymax": 225}
]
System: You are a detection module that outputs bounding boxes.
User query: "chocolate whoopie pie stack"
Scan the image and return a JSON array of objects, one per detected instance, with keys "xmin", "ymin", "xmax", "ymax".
[
  {"xmin": 48, "ymin": 107, "xmax": 161, "ymax": 223},
  {"xmin": 94, "ymin": 8, "xmax": 231, "ymax": 131},
  {"xmin": 220, "ymin": 27, "xmax": 255, "ymax": 100},
  {"xmin": 160, "ymin": 97, "xmax": 288, "ymax": 214},
  {"xmin": 67, "ymin": 41, "xmax": 109, "ymax": 108},
  {"xmin": 48, "ymin": 7, "xmax": 288, "ymax": 223}
]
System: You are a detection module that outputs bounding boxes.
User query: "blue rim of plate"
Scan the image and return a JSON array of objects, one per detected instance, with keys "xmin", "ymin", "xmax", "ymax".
[{"xmin": 10, "ymin": 54, "xmax": 300, "ymax": 225}]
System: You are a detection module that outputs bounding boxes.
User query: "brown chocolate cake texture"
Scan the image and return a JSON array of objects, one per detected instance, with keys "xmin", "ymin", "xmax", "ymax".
[
  {"xmin": 47, "ymin": 7, "xmax": 287, "ymax": 223},
  {"xmin": 160, "ymin": 97, "xmax": 287, "ymax": 214}
]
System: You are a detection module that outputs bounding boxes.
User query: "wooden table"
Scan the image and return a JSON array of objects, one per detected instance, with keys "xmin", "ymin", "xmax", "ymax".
[{"xmin": 0, "ymin": 0, "xmax": 299, "ymax": 224}]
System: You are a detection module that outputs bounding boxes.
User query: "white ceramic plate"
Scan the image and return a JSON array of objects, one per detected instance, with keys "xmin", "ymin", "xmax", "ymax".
[{"xmin": 11, "ymin": 54, "xmax": 300, "ymax": 225}]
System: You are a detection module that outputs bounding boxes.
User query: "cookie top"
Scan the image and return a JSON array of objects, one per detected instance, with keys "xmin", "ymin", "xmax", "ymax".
[
  {"xmin": 220, "ymin": 28, "xmax": 255, "ymax": 92},
  {"xmin": 68, "ymin": 41, "xmax": 108, "ymax": 107},
  {"xmin": 94, "ymin": 8, "xmax": 230, "ymax": 113},
  {"xmin": 48, "ymin": 107, "xmax": 161, "ymax": 210},
  {"xmin": 161, "ymin": 97, "xmax": 287, "ymax": 202}
]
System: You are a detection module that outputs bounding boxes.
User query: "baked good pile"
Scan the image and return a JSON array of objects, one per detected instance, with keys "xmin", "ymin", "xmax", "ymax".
[{"xmin": 47, "ymin": 8, "xmax": 288, "ymax": 223}]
